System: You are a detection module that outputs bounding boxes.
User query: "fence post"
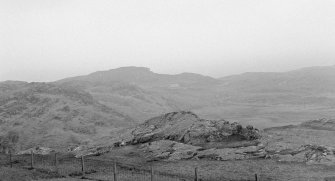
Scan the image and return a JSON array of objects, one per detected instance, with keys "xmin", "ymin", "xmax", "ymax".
[
  {"xmin": 255, "ymin": 173, "xmax": 258, "ymax": 181},
  {"xmin": 81, "ymin": 156, "xmax": 85, "ymax": 178},
  {"xmin": 54, "ymin": 153, "xmax": 58, "ymax": 172},
  {"xmin": 9, "ymin": 151, "xmax": 12, "ymax": 168},
  {"xmin": 30, "ymin": 150, "xmax": 34, "ymax": 169},
  {"xmin": 113, "ymin": 161, "xmax": 117, "ymax": 181},
  {"xmin": 194, "ymin": 167, "xmax": 198, "ymax": 181},
  {"xmin": 151, "ymin": 165, "xmax": 154, "ymax": 181}
]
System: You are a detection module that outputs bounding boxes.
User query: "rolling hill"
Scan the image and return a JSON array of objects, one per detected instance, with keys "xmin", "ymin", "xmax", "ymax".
[
  {"xmin": 58, "ymin": 65, "xmax": 335, "ymax": 128},
  {"xmin": 57, "ymin": 66, "xmax": 220, "ymax": 121},
  {"xmin": 0, "ymin": 81, "xmax": 133, "ymax": 152}
]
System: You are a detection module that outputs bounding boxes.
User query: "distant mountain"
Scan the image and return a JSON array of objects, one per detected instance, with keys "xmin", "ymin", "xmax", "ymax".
[
  {"xmin": 219, "ymin": 65, "xmax": 335, "ymax": 93},
  {"xmin": 57, "ymin": 65, "xmax": 335, "ymax": 128},
  {"xmin": 0, "ymin": 81, "xmax": 133, "ymax": 152},
  {"xmin": 57, "ymin": 66, "xmax": 220, "ymax": 121},
  {"xmin": 59, "ymin": 66, "xmax": 218, "ymax": 87}
]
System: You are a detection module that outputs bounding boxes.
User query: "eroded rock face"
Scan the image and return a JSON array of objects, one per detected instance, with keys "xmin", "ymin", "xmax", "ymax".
[
  {"xmin": 266, "ymin": 145, "xmax": 335, "ymax": 165},
  {"xmin": 95, "ymin": 111, "xmax": 263, "ymax": 162},
  {"xmin": 138, "ymin": 139, "xmax": 267, "ymax": 161},
  {"xmin": 130, "ymin": 111, "xmax": 260, "ymax": 147},
  {"xmin": 140, "ymin": 140, "xmax": 202, "ymax": 161},
  {"xmin": 262, "ymin": 120, "xmax": 335, "ymax": 166}
]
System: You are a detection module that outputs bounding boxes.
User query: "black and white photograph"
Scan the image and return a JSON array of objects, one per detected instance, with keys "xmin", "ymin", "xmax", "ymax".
[{"xmin": 1, "ymin": 0, "xmax": 335, "ymax": 180}]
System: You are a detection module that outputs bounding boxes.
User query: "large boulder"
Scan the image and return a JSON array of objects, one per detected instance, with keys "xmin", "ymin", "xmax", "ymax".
[{"xmin": 130, "ymin": 111, "xmax": 260, "ymax": 147}]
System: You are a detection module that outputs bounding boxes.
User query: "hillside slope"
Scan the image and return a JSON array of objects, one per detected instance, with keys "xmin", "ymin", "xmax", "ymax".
[
  {"xmin": 57, "ymin": 65, "xmax": 335, "ymax": 128},
  {"xmin": 57, "ymin": 66, "xmax": 219, "ymax": 121},
  {"xmin": 220, "ymin": 65, "xmax": 335, "ymax": 93},
  {"xmin": 0, "ymin": 81, "xmax": 133, "ymax": 152}
]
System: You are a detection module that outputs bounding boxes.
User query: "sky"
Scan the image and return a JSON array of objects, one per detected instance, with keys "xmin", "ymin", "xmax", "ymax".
[{"xmin": 1, "ymin": 0, "xmax": 335, "ymax": 82}]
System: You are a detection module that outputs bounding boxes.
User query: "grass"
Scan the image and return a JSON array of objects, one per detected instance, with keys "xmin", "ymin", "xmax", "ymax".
[
  {"xmin": 0, "ymin": 167, "xmax": 65, "ymax": 181},
  {"xmin": 150, "ymin": 159, "xmax": 335, "ymax": 181}
]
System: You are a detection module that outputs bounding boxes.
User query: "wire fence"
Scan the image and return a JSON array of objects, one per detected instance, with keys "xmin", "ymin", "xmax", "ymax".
[
  {"xmin": 4, "ymin": 151, "xmax": 314, "ymax": 180},
  {"xmin": 0, "ymin": 152, "xmax": 200, "ymax": 181},
  {"xmin": 2, "ymin": 151, "xmax": 326, "ymax": 181}
]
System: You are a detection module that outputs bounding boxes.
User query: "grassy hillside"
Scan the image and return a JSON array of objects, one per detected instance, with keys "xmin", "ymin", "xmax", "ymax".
[
  {"xmin": 58, "ymin": 65, "xmax": 335, "ymax": 128},
  {"xmin": 0, "ymin": 81, "xmax": 134, "ymax": 152},
  {"xmin": 57, "ymin": 67, "xmax": 219, "ymax": 122}
]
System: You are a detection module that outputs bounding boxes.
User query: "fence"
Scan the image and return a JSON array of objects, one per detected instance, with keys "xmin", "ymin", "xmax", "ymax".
[{"xmin": 0, "ymin": 152, "xmax": 262, "ymax": 181}]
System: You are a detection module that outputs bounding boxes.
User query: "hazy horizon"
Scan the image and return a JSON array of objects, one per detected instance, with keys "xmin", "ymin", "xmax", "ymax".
[
  {"xmin": 1, "ymin": 0, "xmax": 335, "ymax": 82},
  {"xmin": 2, "ymin": 64, "xmax": 335, "ymax": 83}
]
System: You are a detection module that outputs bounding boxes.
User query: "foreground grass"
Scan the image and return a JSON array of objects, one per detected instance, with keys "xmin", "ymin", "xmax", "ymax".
[
  {"xmin": 4, "ymin": 159, "xmax": 334, "ymax": 181},
  {"xmin": 3, "ymin": 150, "xmax": 335, "ymax": 181},
  {"xmin": 92, "ymin": 146, "xmax": 335, "ymax": 181},
  {"xmin": 0, "ymin": 167, "xmax": 67, "ymax": 181},
  {"xmin": 149, "ymin": 159, "xmax": 335, "ymax": 181}
]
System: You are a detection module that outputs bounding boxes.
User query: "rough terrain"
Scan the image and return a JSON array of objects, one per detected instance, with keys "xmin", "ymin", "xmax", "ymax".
[
  {"xmin": 0, "ymin": 81, "xmax": 133, "ymax": 153},
  {"xmin": 58, "ymin": 65, "xmax": 335, "ymax": 128}
]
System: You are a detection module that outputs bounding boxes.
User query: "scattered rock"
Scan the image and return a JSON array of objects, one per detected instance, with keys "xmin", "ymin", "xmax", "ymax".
[{"xmin": 17, "ymin": 147, "xmax": 54, "ymax": 155}]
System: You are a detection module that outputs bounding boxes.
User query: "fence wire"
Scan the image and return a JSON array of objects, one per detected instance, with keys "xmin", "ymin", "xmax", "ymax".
[
  {"xmin": 0, "ymin": 153, "xmax": 193, "ymax": 181},
  {"xmin": 3, "ymin": 152, "xmax": 314, "ymax": 181}
]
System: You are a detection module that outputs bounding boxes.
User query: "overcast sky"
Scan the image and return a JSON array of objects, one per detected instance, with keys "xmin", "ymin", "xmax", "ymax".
[{"xmin": 1, "ymin": 0, "xmax": 335, "ymax": 82}]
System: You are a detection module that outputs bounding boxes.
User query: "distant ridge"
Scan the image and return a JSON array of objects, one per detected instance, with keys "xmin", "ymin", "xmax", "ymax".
[{"xmin": 58, "ymin": 66, "xmax": 218, "ymax": 86}]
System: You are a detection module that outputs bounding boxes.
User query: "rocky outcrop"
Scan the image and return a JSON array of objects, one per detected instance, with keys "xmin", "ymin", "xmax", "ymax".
[
  {"xmin": 72, "ymin": 116, "xmax": 335, "ymax": 168},
  {"xmin": 263, "ymin": 119, "xmax": 335, "ymax": 166},
  {"xmin": 196, "ymin": 143, "xmax": 266, "ymax": 161},
  {"xmin": 69, "ymin": 111, "xmax": 262, "ymax": 159},
  {"xmin": 137, "ymin": 139, "xmax": 335, "ymax": 164},
  {"xmin": 140, "ymin": 140, "xmax": 202, "ymax": 161},
  {"xmin": 139, "ymin": 140, "xmax": 266, "ymax": 161},
  {"xmin": 268, "ymin": 145, "xmax": 335, "ymax": 165},
  {"xmin": 128, "ymin": 115, "xmax": 335, "ymax": 165},
  {"xmin": 84, "ymin": 111, "xmax": 262, "ymax": 162},
  {"xmin": 130, "ymin": 111, "xmax": 260, "ymax": 147}
]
